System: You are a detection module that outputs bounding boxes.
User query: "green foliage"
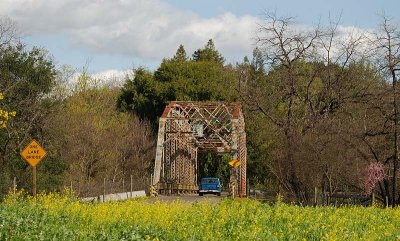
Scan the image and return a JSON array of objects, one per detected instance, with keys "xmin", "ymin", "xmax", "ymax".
[
  {"xmin": 118, "ymin": 40, "xmax": 238, "ymax": 125},
  {"xmin": 198, "ymin": 153, "xmax": 231, "ymax": 187},
  {"xmin": 0, "ymin": 46, "xmax": 55, "ymax": 99},
  {"xmin": 0, "ymin": 44, "xmax": 62, "ymax": 198},
  {"xmin": 46, "ymin": 77, "xmax": 154, "ymax": 196},
  {"xmin": 118, "ymin": 68, "xmax": 164, "ymax": 124},
  {"xmin": 172, "ymin": 44, "xmax": 188, "ymax": 62},
  {"xmin": 192, "ymin": 39, "xmax": 225, "ymax": 65}
]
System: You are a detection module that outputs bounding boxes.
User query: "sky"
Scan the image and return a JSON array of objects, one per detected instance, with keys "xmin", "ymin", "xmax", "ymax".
[{"xmin": 0, "ymin": 0, "xmax": 399, "ymax": 79}]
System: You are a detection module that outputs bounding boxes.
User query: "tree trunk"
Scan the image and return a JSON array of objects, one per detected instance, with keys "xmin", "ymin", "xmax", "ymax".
[{"xmin": 392, "ymin": 69, "xmax": 399, "ymax": 207}]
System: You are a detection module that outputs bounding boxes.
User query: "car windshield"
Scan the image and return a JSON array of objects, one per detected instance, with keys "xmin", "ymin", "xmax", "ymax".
[{"xmin": 202, "ymin": 179, "xmax": 218, "ymax": 184}]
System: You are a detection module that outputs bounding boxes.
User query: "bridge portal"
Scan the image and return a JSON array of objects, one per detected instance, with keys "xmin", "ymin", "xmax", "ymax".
[{"xmin": 152, "ymin": 101, "xmax": 247, "ymax": 197}]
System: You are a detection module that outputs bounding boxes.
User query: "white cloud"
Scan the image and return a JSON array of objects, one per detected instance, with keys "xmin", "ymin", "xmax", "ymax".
[
  {"xmin": 91, "ymin": 69, "xmax": 132, "ymax": 87},
  {"xmin": 1, "ymin": 0, "xmax": 376, "ymax": 67},
  {"xmin": 67, "ymin": 69, "xmax": 132, "ymax": 88},
  {"xmin": 91, "ymin": 69, "xmax": 131, "ymax": 81},
  {"xmin": 0, "ymin": 0, "xmax": 258, "ymax": 62}
]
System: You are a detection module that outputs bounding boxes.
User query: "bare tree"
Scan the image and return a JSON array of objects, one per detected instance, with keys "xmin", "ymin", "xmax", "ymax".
[
  {"xmin": 45, "ymin": 77, "xmax": 155, "ymax": 197},
  {"xmin": 370, "ymin": 16, "xmax": 400, "ymax": 207},
  {"xmin": 242, "ymin": 12, "xmax": 374, "ymax": 203},
  {"xmin": 252, "ymin": 13, "xmax": 323, "ymax": 202},
  {"xmin": 0, "ymin": 16, "xmax": 20, "ymax": 49}
]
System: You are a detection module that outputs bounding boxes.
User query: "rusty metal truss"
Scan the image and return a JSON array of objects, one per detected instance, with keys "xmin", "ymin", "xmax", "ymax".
[{"xmin": 152, "ymin": 101, "xmax": 247, "ymax": 197}]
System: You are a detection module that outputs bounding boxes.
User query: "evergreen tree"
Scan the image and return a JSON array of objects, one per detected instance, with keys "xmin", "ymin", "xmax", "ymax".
[
  {"xmin": 118, "ymin": 42, "xmax": 237, "ymax": 125},
  {"xmin": 0, "ymin": 45, "xmax": 63, "ymax": 198},
  {"xmin": 172, "ymin": 44, "xmax": 188, "ymax": 62},
  {"xmin": 192, "ymin": 39, "xmax": 225, "ymax": 65},
  {"xmin": 251, "ymin": 47, "xmax": 265, "ymax": 74}
]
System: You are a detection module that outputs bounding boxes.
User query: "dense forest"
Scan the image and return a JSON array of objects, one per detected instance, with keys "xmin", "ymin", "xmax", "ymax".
[{"xmin": 1, "ymin": 14, "xmax": 400, "ymax": 205}]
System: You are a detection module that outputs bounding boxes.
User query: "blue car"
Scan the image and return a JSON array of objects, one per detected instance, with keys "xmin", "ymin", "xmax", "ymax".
[{"xmin": 199, "ymin": 177, "xmax": 222, "ymax": 196}]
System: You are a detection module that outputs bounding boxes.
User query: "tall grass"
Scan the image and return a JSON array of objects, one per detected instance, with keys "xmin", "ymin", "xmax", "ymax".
[{"xmin": 1, "ymin": 193, "xmax": 400, "ymax": 240}]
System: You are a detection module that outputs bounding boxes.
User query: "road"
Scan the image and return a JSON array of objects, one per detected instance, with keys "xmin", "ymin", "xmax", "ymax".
[{"xmin": 147, "ymin": 192, "xmax": 229, "ymax": 204}]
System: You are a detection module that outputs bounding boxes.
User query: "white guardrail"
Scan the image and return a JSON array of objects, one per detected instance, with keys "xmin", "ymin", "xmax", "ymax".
[{"xmin": 80, "ymin": 190, "xmax": 146, "ymax": 202}]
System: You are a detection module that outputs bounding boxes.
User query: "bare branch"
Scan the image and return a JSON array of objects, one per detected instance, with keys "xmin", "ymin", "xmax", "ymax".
[{"xmin": 0, "ymin": 16, "xmax": 20, "ymax": 49}]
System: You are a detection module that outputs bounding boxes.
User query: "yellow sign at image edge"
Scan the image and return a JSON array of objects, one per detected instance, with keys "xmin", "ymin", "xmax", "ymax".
[
  {"xmin": 20, "ymin": 139, "xmax": 47, "ymax": 167},
  {"xmin": 228, "ymin": 159, "xmax": 241, "ymax": 168}
]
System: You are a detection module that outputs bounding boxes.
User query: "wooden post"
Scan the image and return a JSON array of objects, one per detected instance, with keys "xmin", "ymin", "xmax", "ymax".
[
  {"xmin": 314, "ymin": 187, "xmax": 317, "ymax": 206},
  {"xmin": 122, "ymin": 178, "xmax": 125, "ymax": 193},
  {"xmin": 103, "ymin": 178, "xmax": 106, "ymax": 202},
  {"xmin": 371, "ymin": 192, "xmax": 375, "ymax": 206},
  {"xmin": 386, "ymin": 196, "xmax": 389, "ymax": 208},
  {"xmin": 32, "ymin": 166, "xmax": 37, "ymax": 197},
  {"xmin": 13, "ymin": 177, "xmax": 16, "ymax": 195},
  {"xmin": 130, "ymin": 175, "xmax": 133, "ymax": 198}
]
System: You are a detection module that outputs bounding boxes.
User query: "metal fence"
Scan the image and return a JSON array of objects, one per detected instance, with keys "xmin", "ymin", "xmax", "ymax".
[
  {"xmin": 0, "ymin": 175, "xmax": 151, "ymax": 200},
  {"xmin": 0, "ymin": 177, "xmax": 18, "ymax": 198},
  {"xmin": 248, "ymin": 189, "xmax": 372, "ymax": 206}
]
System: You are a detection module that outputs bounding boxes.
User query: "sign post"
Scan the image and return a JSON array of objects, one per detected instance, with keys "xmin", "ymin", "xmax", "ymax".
[
  {"xmin": 32, "ymin": 166, "xmax": 37, "ymax": 196},
  {"xmin": 228, "ymin": 159, "xmax": 241, "ymax": 197},
  {"xmin": 20, "ymin": 140, "xmax": 47, "ymax": 197}
]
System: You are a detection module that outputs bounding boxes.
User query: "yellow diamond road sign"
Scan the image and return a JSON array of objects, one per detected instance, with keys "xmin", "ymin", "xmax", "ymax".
[
  {"xmin": 228, "ymin": 159, "xmax": 241, "ymax": 168},
  {"xmin": 20, "ymin": 140, "xmax": 47, "ymax": 167}
]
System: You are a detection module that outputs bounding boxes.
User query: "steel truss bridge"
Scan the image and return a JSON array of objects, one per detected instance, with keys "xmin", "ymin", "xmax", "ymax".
[{"xmin": 152, "ymin": 101, "xmax": 247, "ymax": 197}]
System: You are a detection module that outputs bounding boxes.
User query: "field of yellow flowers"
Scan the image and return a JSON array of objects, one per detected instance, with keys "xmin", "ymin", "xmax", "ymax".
[{"xmin": 1, "ymin": 193, "xmax": 400, "ymax": 240}]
